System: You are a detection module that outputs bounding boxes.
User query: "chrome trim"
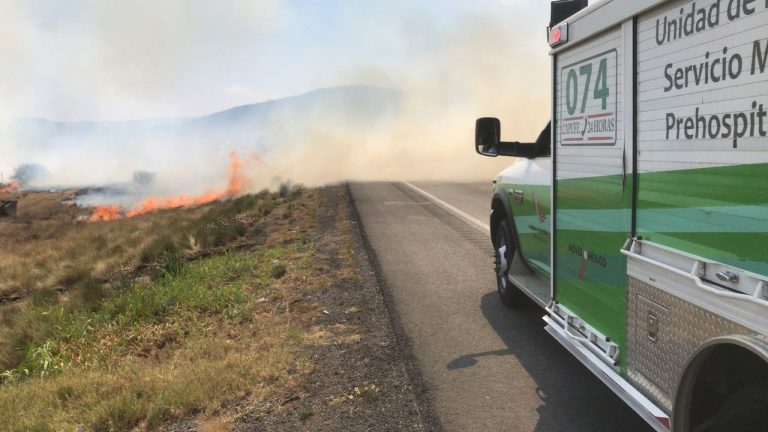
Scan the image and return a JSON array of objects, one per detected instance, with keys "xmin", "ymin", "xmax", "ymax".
[
  {"xmin": 547, "ymin": 303, "xmax": 621, "ymax": 369},
  {"xmin": 544, "ymin": 314, "xmax": 670, "ymax": 432}
]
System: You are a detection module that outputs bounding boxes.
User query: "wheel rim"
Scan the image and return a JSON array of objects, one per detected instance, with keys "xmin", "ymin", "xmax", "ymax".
[{"xmin": 495, "ymin": 229, "xmax": 511, "ymax": 295}]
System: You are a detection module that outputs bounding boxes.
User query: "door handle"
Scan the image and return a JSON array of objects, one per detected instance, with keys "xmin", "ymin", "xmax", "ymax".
[{"xmin": 716, "ymin": 271, "xmax": 739, "ymax": 283}]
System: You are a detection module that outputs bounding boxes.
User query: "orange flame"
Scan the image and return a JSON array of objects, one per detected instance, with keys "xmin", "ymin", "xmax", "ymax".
[
  {"xmin": 0, "ymin": 182, "xmax": 20, "ymax": 193},
  {"xmin": 88, "ymin": 205, "xmax": 123, "ymax": 222},
  {"xmin": 88, "ymin": 151, "xmax": 246, "ymax": 223}
]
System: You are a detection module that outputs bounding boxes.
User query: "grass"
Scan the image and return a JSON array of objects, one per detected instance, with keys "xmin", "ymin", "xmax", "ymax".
[
  {"xmin": 0, "ymin": 186, "xmax": 324, "ymax": 431},
  {"xmin": 0, "ymin": 335, "xmax": 302, "ymax": 432},
  {"xmin": 0, "ymin": 207, "xmax": 195, "ymax": 298},
  {"xmin": 0, "ymin": 193, "xmax": 273, "ymax": 299},
  {"xmin": 0, "ymin": 242, "xmax": 267, "ymax": 382}
]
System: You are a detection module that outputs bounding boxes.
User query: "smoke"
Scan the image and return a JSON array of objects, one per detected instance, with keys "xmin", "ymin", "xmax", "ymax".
[
  {"xmin": 256, "ymin": 13, "xmax": 550, "ymax": 185},
  {"xmin": 0, "ymin": 1, "xmax": 551, "ymax": 203},
  {"xmin": 0, "ymin": 0, "xmax": 286, "ymax": 197},
  {"xmin": 0, "ymin": 0, "xmax": 285, "ymax": 121}
]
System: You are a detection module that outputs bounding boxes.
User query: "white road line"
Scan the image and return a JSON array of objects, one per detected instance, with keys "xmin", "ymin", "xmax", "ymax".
[{"xmin": 402, "ymin": 182, "xmax": 490, "ymax": 236}]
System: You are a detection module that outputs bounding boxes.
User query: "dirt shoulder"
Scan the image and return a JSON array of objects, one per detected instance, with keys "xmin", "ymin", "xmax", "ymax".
[{"xmin": 232, "ymin": 184, "xmax": 438, "ymax": 431}]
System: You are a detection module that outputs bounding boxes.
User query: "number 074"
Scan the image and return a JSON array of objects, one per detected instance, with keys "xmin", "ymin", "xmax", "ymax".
[{"xmin": 565, "ymin": 58, "xmax": 609, "ymax": 116}]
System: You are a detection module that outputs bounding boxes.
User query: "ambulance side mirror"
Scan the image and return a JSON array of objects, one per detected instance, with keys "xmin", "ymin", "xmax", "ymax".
[
  {"xmin": 475, "ymin": 117, "xmax": 501, "ymax": 157},
  {"xmin": 475, "ymin": 118, "xmax": 535, "ymax": 158}
]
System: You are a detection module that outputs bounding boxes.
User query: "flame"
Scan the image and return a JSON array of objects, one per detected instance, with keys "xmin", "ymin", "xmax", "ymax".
[
  {"xmin": 227, "ymin": 150, "xmax": 243, "ymax": 196},
  {"xmin": 88, "ymin": 151, "xmax": 246, "ymax": 222},
  {"xmin": 0, "ymin": 182, "xmax": 21, "ymax": 193},
  {"xmin": 88, "ymin": 205, "xmax": 123, "ymax": 222}
]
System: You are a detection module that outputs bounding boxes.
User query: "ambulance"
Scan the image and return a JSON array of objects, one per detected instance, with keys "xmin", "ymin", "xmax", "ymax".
[{"xmin": 475, "ymin": 0, "xmax": 768, "ymax": 430}]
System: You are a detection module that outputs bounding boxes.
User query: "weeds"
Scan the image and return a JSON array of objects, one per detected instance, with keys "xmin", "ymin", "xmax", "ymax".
[
  {"xmin": 270, "ymin": 259, "xmax": 287, "ymax": 279},
  {"xmin": 0, "ymin": 186, "xmax": 311, "ymax": 431},
  {"xmin": 354, "ymin": 383, "xmax": 380, "ymax": 402},
  {"xmin": 71, "ymin": 277, "xmax": 108, "ymax": 312},
  {"xmin": 278, "ymin": 180, "xmax": 303, "ymax": 198},
  {"xmin": 1, "ymin": 341, "xmax": 64, "ymax": 384},
  {"xmin": 57, "ymin": 260, "xmax": 92, "ymax": 286},
  {"xmin": 0, "ymin": 248, "xmax": 299, "ymax": 429},
  {"xmin": 0, "ymin": 337, "xmax": 301, "ymax": 432},
  {"xmin": 139, "ymin": 233, "xmax": 180, "ymax": 264},
  {"xmin": 193, "ymin": 194, "xmax": 260, "ymax": 249}
]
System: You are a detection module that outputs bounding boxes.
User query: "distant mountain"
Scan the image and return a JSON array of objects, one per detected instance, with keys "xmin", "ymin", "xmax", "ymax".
[
  {"xmin": 1, "ymin": 85, "xmax": 403, "ymax": 192},
  {"xmin": 8, "ymin": 85, "xmax": 403, "ymax": 154},
  {"xmin": 196, "ymin": 85, "xmax": 402, "ymax": 128}
]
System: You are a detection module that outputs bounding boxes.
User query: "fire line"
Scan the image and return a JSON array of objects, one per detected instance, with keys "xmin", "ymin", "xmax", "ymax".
[{"xmin": 88, "ymin": 151, "xmax": 245, "ymax": 222}]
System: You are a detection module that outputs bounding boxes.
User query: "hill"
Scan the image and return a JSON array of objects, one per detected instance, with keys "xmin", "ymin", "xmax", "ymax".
[
  {"xmin": 4, "ymin": 86, "xmax": 402, "ymax": 189},
  {"xmin": 8, "ymin": 85, "xmax": 401, "ymax": 153}
]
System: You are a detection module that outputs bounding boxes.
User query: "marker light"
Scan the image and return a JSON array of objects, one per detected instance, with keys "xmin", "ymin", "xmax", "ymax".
[{"xmin": 549, "ymin": 23, "xmax": 568, "ymax": 47}]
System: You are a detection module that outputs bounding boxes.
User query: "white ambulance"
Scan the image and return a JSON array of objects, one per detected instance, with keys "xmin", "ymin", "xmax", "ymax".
[{"xmin": 476, "ymin": 0, "xmax": 768, "ymax": 430}]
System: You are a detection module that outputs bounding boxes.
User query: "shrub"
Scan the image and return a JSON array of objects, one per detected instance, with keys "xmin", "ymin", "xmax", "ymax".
[
  {"xmin": 270, "ymin": 260, "xmax": 287, "ymax": 279},
  {"xmin": 1, "ymin": 340, "xmax": 64, "ymax": 384},
  {"xmin": 139, "ymin": 235, "xmax": 179, "ymax": 264},
  {"xmin": 192, "ymin": 195, "xmax": 260, "ymax": 249},
  {"xmin": 71, "ymin": 277, "xmax": 108, "ymax": 312},
  {"xmin": 57, "ymin": 261, "xmax": 91, "ymax": 287},
  {"xmin": 28, "ymin": 287, "xmax": 58, "ymax": 307},
  {"xmin": 278, "ymin": 180, "xmax": 303, "ymax": 199}
]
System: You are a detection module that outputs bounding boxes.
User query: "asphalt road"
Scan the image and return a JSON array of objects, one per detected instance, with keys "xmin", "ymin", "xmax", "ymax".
[{"xmin": 349, "ymin": 181, "xmax": 652, "ymax": 432}]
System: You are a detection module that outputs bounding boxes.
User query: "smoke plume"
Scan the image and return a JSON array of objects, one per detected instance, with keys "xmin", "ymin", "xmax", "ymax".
[{"xmin": 0, "ymin": 2, "xmax": 551, "ymax": 204}]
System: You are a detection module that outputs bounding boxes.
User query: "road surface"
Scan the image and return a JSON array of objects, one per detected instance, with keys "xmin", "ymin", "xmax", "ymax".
[{"xmin": 349, "ymin": 181, "xmax": 652, "ymax": 432}]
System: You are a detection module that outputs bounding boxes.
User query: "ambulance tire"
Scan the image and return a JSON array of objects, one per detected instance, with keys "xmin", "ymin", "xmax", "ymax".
[
  {"xmin": 494, "ymin": 220, "xmax": 525, "ymax": 307},
  {"xmin": 703, "ymin": 383, "xmax": 768, "ymax": 432}
]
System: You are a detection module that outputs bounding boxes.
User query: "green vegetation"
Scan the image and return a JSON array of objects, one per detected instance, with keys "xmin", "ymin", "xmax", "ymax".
[{"xmin": 0, "ymin": 187, "xmax": 322, "ymax": 431}]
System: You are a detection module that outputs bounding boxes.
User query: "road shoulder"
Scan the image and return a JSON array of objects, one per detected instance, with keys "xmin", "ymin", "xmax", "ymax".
[
  {"xmin": 233, "ymin": 184, "xmax": 438, "ymax": 431},
  {"xmin": 347, "ymin": 183, "xmax": 445, "ymax": 432}
]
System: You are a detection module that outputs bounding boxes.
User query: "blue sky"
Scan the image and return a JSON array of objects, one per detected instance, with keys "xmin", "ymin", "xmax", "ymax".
[{"xmin": 0, "ymin": 0, "xmax": 550, "ymax": 122}]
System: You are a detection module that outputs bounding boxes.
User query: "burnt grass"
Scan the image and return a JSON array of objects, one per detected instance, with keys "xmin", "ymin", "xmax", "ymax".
[{"xmin": 233, "ymin": 185, "xmax": 438, "ymax": 432}]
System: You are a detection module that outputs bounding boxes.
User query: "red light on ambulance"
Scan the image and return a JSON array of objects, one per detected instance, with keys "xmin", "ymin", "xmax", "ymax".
[{"xmin": 549, "ymin": 23, "xmax": 568, "ymax": 47}]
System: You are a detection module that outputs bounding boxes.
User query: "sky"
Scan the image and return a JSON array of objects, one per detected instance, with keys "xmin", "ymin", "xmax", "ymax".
[{"xmin": 0, "ymin": 0, "xmax": 551, "ymax": 122}]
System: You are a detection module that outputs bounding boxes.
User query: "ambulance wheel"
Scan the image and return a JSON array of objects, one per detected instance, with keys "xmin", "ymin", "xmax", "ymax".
[
  {"xmin": 494, "ymin": 220, "xmax": 524, "ymax": 307},
  {"xmin": 701, "ymin": 383, "xmax": 768, "ymax": 432}
]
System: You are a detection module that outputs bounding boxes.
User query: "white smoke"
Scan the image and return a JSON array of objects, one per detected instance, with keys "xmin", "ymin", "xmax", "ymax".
[{"xmin": 0, "ymin": 1, "xmax": 551, "ymax": 197}]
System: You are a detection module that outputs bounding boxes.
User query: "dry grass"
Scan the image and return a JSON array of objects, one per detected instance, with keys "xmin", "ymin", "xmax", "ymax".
[
  {"xmin": 0, "ymin": 184, "xmax": 323, "ymax": 432},
  {"xmin": 0, "ymin": 191, "xmax": 284, "ymax": 297},
  {"xmin": 0, "ymin": 335, "xmax": 304, "ymax": 432},
  {"xmin": 0, "ymin": 192, "xmax": 273, "ymax": 373}
]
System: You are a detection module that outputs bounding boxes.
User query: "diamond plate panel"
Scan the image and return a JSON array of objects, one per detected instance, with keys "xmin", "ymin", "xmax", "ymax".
[{"xmin": 626, "ymin": 277, "xmax": 753, "ymax": 414}]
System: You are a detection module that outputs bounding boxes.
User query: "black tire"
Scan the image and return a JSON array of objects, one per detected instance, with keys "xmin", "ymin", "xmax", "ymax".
[
  {"xmin": 494, "ymin": 219, "xmax": 525, "ymax": 307},
  {"xmin": 697, "ymin": 383, "xmax": 768, "ymax": 432}
]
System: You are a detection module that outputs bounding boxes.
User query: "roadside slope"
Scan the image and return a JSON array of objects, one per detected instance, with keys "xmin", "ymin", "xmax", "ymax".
[{"xmin": 0, "ymin": 185, "xmax": 430, "ymax": 432}]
